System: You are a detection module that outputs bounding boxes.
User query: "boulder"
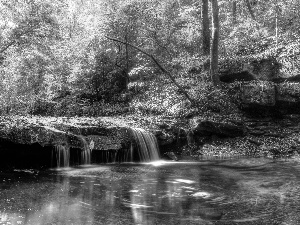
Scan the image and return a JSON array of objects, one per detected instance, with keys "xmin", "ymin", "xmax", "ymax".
[
  {"xmin": 251, "ymin": 57, "xmax": 281, "ymax": 81},
  {"xmin": 191, "ymin": 117, "xmax": 246, "ymax": 137},
  {"xmin": 164, "ymin": 152, "xmax": 179, "ymax": 161},
  {"xmin": 240, "ymin": 82, "xmax": 276, "ymax": 107},
  {"xmin": 155, "ymin": 131, "xmax": 175, "ymax": 146}
]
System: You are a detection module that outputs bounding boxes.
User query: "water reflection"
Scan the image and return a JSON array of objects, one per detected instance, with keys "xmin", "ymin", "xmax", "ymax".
[{"xmin": 2, "ymin": 158, "xmax": 300, "ymax": 224}]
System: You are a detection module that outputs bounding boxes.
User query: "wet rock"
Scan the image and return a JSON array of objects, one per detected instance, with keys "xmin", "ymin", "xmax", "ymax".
[
  {"xmin": 156, "ymin": 132, "xmax": 175, "ymax": 146},
  {"xmin": 198, "ymin": 207, "xmax": 223, "ymax": 221},
  {"xmin": 165, "ymin": 152, "xmax": 178, "ymax": 161},
  {"xmin": 157, "ymin": 122, "xmax": 169, "ymax": 129}
]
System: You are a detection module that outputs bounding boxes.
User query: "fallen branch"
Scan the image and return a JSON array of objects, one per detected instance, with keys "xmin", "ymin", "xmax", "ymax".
[{"xmin": 105, "ymin": 36, "xmax": 196, "ymax": 106}]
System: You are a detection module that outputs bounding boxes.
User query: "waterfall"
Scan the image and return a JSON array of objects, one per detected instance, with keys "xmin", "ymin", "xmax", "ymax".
[
  {"xmin": 128, "ymin": 128, "xmax": 160, "ymax": 162},
  {"xmin": 77, "ymin": 135, "xmax": 91, "ymax": 165},
  {"xmin": 92, "ymin": 128, "xmax": 160, "ymax": 163},
  {"xmin": 51, "ymin": 128, "xmax": 158, "ymax": 166},
  {"xmin": 51, "ymin": 135, "xmax": 91, "ymax": 168},
  {"xmin": 52, "ymin": 144, "xmax": 70, "ymax": 168}
]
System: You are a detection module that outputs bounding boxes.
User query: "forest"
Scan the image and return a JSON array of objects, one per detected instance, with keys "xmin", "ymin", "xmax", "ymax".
[
  {"xmin": 0, "ymin": 0, "xmax": 299, "ymax": 119},
  {"xmin": 2, "ymin": 2, "xmax": 300, "ymax": 223}
]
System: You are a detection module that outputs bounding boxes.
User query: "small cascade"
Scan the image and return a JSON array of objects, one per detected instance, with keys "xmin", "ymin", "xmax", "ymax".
[
  {"xmin": 128, "ymin": 127, "xmax": 160, "ymax": 162},
  {"xmin": 52, "ymin": 144, "xmax": 70, "ymax": 168},
  {"xmin": 92, "ymin": 128, "xmax": 160, "ymax": 163},
  {"xmin": 51, "ymin": 128, "xmax": 158, "ymax": 166},
  {"xmin": 77, "ymin": 135, "xmax": 92, "ymax": 165}
]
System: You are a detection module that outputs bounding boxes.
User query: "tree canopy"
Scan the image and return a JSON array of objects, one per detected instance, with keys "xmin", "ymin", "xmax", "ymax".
[{"xmin": 0, "ymin": 0, "xmax": 299, "ymax": 115}]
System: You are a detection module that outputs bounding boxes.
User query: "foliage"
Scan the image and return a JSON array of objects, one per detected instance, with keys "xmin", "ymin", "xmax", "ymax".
[
  {"xmin": 188, "ymin": 82, "xmax": 240, "ymax": 115},
  {"xmin": 129, "ymin": 78, "xmax": 183, "ymax": 116},
  {"xmin": 0, "ymin": 0, "xmax": 300, "ymax": 116}
]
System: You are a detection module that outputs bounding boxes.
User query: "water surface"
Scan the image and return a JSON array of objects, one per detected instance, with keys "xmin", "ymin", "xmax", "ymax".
[{"xmin": 1, "ymin": 157, "xmax": 300, "ymax": 224}]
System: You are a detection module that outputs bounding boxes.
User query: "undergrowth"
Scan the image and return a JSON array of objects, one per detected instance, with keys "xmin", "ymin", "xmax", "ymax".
[{"xmin": 129, "ymin": 71, "xmax": 241, "ymax": 119}]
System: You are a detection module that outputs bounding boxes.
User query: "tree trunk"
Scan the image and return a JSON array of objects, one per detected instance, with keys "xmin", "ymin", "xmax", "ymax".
[
  {"xmin": 244, "ymin": 0, "xmax": 256, "ymax": 20},
  {"xmin": 124, "ymin": 33, "xmax": 130, "ymax": 90},
  {"xmin": 210, "ymin": 0, "xmax": 220, "ymax": 87},
  {"xmin": 232, "ymin": 0, "xmax": 237, "ymax": 24},
  {"xmin": 202, "ymin": 0, "xmax": 210, "ymax": 57}
]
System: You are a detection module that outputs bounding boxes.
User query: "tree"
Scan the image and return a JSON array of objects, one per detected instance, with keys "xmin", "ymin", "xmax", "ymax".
[
  {"xmin": 210, "ymin": 0, "xmax": 220, "ymax": 87},
  {"xmin": 232, "ymin": 0, "xmax": 237, "ymax": 24},
  {"xmin": 202, "ymin": 0, "xmax": 210, "ymax": 56},
  {"xmin": 245, "ymin": 0, "xmax": 256, "ymax": 20},
  {"xmin": 0, "ymin": 0, "xmax": 64, "ymax": 114}
]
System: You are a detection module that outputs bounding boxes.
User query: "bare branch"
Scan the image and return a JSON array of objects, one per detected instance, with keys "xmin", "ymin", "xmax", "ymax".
[
  {"xmin": 105, "ymin": 35, "xmax": 196, "ymax": 105},
  {"xmin": 0, "ymin": 28, "xmax": 36, "ymax": 54},
  {"xmin": 0, "ymin": 40, "xmax": 16, "ymax": 54}
]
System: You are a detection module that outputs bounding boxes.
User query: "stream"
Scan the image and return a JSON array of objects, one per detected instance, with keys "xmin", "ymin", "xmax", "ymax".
[{"xmin": 1, "ymin": 157, "xmax": 300, "ymax": 224}]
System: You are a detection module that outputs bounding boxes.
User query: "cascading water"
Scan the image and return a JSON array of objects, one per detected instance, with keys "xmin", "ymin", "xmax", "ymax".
[
  {"xmin": 77, "ymin": 135, "xmax": 91, "ymax": 165},
  {"xmin": 128, "ymin": 127, "xmax": 160, "ymax": 162},
  {"xmin": 92, "ymin": 127, "xmax": 160, "ymax": 163},
  {"xmin": 52, "ymin": 144, "xmax": 70, "ymax": 168},
  {"xmin": 51, "ymin": 128, "xmax": 158, "ymax": 166},
  {"xmin": 51, "ymin": 135, "xmax": 91, "ymax": 168}
]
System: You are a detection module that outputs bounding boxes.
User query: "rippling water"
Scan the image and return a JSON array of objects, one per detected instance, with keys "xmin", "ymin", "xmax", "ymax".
[{"xmin": 1, "ymin": 157, "xmax": 300, "ymax": 224}]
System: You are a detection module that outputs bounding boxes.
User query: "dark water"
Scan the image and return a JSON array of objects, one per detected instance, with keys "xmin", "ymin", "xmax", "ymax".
[{"xmin": 1, "ymin": 157, "xmax": 300, "ymax": 225}]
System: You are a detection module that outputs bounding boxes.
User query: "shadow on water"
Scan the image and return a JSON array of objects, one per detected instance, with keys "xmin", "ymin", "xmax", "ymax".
[{"xmin": 1, "ymin": 158, "xmax": 300, "ymax": 224}]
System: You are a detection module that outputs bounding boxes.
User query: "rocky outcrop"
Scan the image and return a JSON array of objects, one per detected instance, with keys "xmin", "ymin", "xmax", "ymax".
[
  {"xmin": 0, "ymin": 116, "xmax": 166, "ymax": 167},
  {"xmin": 240, "ymin": 82, "xmax": 276, "ymax": 106},
  {"xmin": 225, "ymin": 77, "xmax": 300, "ymax": 115},
  {"xmin": 191, "ymin": 117, "xmax": 246, "ymax": 137},
  {"xmin": 219, "ymin": 57, "xmax": 281, "ymax": 83},
  {"xmin": 276, "ymin": 82, "xmax": 300, "ymax": 103},
  {"xmin": 0, "ymin": 116, "xmax": 132, "ymax": 152}
]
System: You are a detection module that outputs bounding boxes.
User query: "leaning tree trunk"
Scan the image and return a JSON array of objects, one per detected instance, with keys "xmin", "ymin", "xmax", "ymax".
[
  {"xmin": 210, "ymin": 0, "xmax": 220, "ymax": 87},
  {"xmin": 105, "ymin": 36, "xmax": 196, "ymax": 106}
]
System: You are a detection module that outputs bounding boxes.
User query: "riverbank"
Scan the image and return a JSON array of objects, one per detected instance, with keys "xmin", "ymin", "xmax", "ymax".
[
  {"xmin": 3, "ymin": 74, "xmax": 300, "ymax": 164},
  {"xmin": 1, "ymin": 114, "xmax": 299, "ymax": 166}
]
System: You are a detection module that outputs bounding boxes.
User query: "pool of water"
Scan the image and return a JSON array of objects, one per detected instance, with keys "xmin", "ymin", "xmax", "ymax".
[{"xmin": 1, "ymin": 157, "xmax": 300, "ymax": 224}]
